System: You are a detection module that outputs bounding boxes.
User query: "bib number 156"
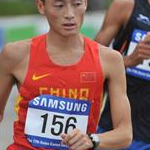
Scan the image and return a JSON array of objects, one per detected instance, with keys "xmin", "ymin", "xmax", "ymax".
[{"xmin": 41, "ymin": 113, "xmax": 77, "ymax": 136}]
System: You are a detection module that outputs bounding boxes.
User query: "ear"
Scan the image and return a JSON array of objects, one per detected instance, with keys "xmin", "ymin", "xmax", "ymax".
[
  {"xmin": 36, "ymin": 0, "xmax": 45, "ymax": 15},
  {"xmin": 84, "ymin": 0, "xmax": 88, "ymax": 11}
]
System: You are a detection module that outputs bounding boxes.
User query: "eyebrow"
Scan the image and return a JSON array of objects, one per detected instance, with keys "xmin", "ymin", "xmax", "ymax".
[
  {"xmin": 54, "ymin": 0, "xmax": 63, "ymax": 2},
  {"xmin": 72, "ymin": 0, "xmax": 82, "ymax": 1},
  {"xmin": 74, "ymin": 0, "xmax": 82, "ymax": 1},
  {"xmin": 54, "ymin": 0, "xmax": 82, "ymax": 2}
]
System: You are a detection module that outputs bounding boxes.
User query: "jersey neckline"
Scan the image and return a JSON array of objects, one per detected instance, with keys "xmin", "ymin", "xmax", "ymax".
[{"xmin": 42, "ymin": 34, "xmax": 88, "ymax": 68}]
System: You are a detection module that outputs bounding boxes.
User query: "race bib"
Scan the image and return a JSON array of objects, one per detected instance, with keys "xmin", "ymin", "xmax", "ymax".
[
  {"xmin": 25, "ymin": 95, "xmax": 91, "ymax": 149},
  {"xmin": 126, "ymin": 29, "xmax": 150, "ymax": 81}
]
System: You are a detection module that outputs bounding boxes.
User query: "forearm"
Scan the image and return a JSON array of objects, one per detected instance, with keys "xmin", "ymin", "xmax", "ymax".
[
  {"xmin": 97, "ymin": 126, "xmax": 132, "ymax": 149},
  {"xmin": 94, "ymin": 33, "xmax": 112, "ymax": 46}
]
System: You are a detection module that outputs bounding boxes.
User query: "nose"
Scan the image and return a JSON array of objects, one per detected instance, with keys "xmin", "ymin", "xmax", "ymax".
[{"xmin": 64, "ymin": 5, "xmax": 75, "ymax": 20}]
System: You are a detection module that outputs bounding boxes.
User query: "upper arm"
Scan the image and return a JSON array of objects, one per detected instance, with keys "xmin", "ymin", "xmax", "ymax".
[
  {"xmin": 100, "ymin": 47, "xmax": 131, "ymax": 129},
  {"xmin": 109, "ymin": 54, "xmax": 132, "ymax": 130},
  {"xmin": 0, "ymin": 40, "xmax": 30, "ymax": 122},
  {"xmin": 0, "ymin": 44, "xmax": 16, "ymax": 121},
  {"xmin": 107, "ymin": 52, "xmax": 131, "ymax": 128},
  {"xmin": 95, "ymin": 0, "xmax": 133, "ymax": 46}
]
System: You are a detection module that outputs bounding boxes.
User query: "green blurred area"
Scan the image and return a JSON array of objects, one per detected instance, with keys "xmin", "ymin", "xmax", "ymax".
[
  {"xmin": 80, "ymin": 26, "xmax": 97, "ymax": 39},
  {"xmin": 0, "ymin": 0, "xmax": 113, "ymax": 16},
  {"xmin": 3, "ymin": 26, "xmax": 95, "ymax": 43},
  {"xmin": 4, "ymin": 26, "xmax": 37, "ymax": 42},
  {"xmin": 0, "ymin": 0, "xmax": 37, "ymax": 16}
]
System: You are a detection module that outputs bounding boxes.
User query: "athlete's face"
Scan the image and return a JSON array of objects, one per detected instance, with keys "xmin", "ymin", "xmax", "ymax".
[{"xmin": 37, "ymin": 0, "xmax": 87, "ymax": 37}]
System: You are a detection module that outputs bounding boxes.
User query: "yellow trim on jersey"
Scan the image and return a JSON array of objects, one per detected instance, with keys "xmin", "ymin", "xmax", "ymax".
[{"xmin": 14, "ymin": 94, "xmax": 23, "ymax": 114}]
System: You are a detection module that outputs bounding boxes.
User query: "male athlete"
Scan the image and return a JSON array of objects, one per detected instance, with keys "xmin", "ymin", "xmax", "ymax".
[
  {"xmin": 0, "ymin": 0, "xmax": 132, "ymax": 150},
  {"xmin": 95, "ymin": 0, "xmax": 150, "ymax": 150}
]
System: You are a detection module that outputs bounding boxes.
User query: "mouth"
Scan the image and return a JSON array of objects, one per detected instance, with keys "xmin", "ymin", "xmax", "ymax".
[{"xmin": 62, "ymin": 23, "xmax": 76, "ymax": 30}]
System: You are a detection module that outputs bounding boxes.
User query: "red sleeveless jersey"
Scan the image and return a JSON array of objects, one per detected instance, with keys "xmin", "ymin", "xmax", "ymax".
[{"xmin": 7, "ymin": 34, "xmax": 104, "ymax": 150}]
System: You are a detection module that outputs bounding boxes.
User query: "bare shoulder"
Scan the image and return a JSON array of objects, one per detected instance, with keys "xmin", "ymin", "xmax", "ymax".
[
  {"xmin": 98, "ymin": 44, "xmax": 125, "ymax": 78},
  {"xmin": 99, "ymin": 44, "xmax": 123, "ymax": 63},
  {"xmin": 0, "ymin": 39, "xmax": 31, "ymax": 72},
  {"xmin": 1, "ymin": 39, "xmax": 31, "ymax": 60}
]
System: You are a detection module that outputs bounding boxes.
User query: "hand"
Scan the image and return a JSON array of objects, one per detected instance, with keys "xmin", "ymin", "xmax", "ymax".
[
  {"xmin": 61, "ymin": 129, "xmax": 93, "ymax": 150},
  {"xmin": 126, "ymin": 32, "xmax": 150, "ymax": 66}
]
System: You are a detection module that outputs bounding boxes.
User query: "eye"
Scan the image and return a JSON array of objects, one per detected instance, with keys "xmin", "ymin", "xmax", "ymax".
[
  {"xmin": 54, "ymin": 4, "xmax": 63, "ymax": 8},
  {"xmin": 54, "ymin": 2, "xmax": 64, "ymax": 8},
  {"xmin": 73, "ymin": 1, "xmax": 82, "ymax": 7}
]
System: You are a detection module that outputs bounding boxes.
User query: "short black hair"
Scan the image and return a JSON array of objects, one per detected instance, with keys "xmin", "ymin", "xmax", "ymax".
[{"xmin": 41, "ymin": 0, "xmax": 45, "ymax": 3}]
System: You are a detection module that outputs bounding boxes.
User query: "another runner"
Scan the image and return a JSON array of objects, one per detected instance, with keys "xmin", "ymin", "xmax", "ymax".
[{"xmin": 95, "ymin": 0, "xmax": 150, "ymax": 150}]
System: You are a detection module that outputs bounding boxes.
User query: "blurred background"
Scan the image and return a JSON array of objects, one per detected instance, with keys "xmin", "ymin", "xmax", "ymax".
[{"xmin": 0, "ymin": 0, "xmax": 112, "ymax": 149}]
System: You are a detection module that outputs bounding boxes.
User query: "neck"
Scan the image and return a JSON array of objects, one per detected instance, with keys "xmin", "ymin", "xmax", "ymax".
[
  {"xmin": 46, "ymin": 30, "xmax": 84, "ymax": 52},
  {"xmin": 148, "ymin": 0, "xmax": 150, "ymax": 5}
]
